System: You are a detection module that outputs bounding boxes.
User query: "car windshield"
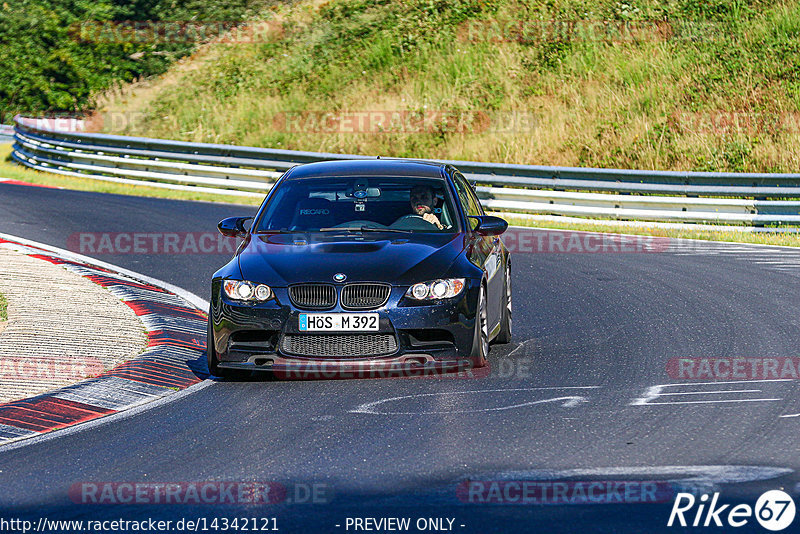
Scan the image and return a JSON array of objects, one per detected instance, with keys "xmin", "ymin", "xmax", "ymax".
[{"xmin": 254, "ymin": 176, "xmax": 459, "ymax": 233}]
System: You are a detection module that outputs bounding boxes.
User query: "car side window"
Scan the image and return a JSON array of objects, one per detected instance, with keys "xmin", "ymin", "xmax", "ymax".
[
  {"xmin": 453, "ymin": 173, "xmax": 483, "ymax": 229},
  {"xmin": 453, "ymin": 177, "xmax": 471, "ymax": 214}
]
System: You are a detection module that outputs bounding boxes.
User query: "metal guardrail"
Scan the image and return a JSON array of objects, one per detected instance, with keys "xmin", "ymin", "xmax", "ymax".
[
  {"xmin": 11, "ymin": 115, "xmax": 800, "ymax": 225},
  {"xmin": 0, "ymin": 124, "xmax": 14, "ymax": 143}
]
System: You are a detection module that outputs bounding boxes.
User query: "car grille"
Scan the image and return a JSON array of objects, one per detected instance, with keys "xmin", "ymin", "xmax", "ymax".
[
  {"xmin": 289, "ymin": 284, "xmax": 336, "ymax": 310},
  {"xmin": 341, "ymin": 283, "xmax": 391, "ymax": 310},
  {"xmin": 281, "ymin": 334, "xmax": 398, "ymax": 357}
]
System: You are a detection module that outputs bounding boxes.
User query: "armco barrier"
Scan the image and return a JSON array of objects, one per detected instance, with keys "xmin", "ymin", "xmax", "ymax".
[
  {"xmin": 11, "ymin": 116, "xmax": 800, "ymax": 225},
  {"xmin": 0, "ymin": 124, "xmax": 13, "ymax": 142}
]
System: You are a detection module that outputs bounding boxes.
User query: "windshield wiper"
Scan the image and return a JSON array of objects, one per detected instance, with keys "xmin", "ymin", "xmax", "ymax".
[{"xmin": 318, "ymin": 226, "xmax": 411, "ymax": 234}]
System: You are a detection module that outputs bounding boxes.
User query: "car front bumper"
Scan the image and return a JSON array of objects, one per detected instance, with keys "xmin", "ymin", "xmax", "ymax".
[{"xmin": 210, "ymin": 283, "xmax": 480, "ymax": 376}]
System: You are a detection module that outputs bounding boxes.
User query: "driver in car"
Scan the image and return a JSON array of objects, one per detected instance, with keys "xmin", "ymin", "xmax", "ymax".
[{"xmin": 408, "ymin": 185, "xmax": 444, "ymax": 229}]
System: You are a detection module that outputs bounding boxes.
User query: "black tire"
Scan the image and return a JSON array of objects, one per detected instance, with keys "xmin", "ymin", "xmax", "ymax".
[
  {"xmin": 207, "ymin": 311, "xmax": 247, "ymax": 379},
  {"xmin": 470, "ymin": 283, "xmax": 489, "ymax": 368},
  {"xmin": 495, "ymin": 262, "xmax": 512, "ymax": 344}
]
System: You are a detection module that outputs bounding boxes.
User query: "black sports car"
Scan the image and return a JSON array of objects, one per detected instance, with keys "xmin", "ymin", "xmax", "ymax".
[{"xmin": 208, "ymin": 159, "xmax": 511, "ymax": 378}]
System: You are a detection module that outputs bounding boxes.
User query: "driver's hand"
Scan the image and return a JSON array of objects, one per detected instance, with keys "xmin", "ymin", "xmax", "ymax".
[{"xmin": 423, "ymin": 213, "xmax": 444, "ymax": 229}]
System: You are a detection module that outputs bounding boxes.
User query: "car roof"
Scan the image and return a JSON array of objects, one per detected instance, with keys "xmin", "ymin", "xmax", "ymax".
[{"xmin": 283, "ymin": 159, "xmax": 448, "ymax": 180}]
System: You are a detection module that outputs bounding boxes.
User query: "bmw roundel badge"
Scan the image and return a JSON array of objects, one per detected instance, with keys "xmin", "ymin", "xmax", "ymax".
[{"xmin": 333, "ymin": 273, "xmax": 347, "ymax": 282}]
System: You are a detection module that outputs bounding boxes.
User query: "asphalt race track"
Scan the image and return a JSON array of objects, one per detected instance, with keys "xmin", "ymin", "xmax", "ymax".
[{"xmin": 1, "ymin": 183, "xmax": 800, "ymax": 533}]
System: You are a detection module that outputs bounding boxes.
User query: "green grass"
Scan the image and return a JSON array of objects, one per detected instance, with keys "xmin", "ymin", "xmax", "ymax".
[
  {"xmin": 95, "ymin": 0, "xmax": 800, "ymax": 173},
  {"xmin": 0, "ymin": 292, "xmax": 7, "ymax": 322},
  {"xmin": 0, "ymin": 144, "xmax": 262, "ymax": 206}
]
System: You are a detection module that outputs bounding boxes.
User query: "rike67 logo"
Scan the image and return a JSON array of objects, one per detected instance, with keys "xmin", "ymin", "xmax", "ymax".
[{"xmin": 668, "ymin": 490, "xmax": 796, "ymax": 531}]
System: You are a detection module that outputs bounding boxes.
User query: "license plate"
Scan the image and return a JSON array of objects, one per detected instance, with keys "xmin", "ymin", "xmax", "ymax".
[{"xmin": 299, "ymin": 313, "xmax": 379, "ymax": 332}]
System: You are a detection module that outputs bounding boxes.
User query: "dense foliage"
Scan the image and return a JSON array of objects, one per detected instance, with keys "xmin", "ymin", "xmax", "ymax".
[{"xmin": 0, "ymin": 0, "xmax": 275, "ymax": 121}]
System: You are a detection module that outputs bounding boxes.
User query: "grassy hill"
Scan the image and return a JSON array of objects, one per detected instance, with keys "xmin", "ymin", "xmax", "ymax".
[{"xmin": 91, "ymin": 0, "xmax": 800, "ymax": 172}]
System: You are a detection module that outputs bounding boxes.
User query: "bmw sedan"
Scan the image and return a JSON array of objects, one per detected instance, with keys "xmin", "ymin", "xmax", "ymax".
[{"xmin": 208, "ymin": 159, "xmax": 511, "ymax": 378}]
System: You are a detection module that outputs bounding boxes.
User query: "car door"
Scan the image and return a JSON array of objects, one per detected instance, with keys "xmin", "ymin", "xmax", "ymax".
[{"xmin": 453, "ymin": 172, "xmax": 503, "ymax": 330}]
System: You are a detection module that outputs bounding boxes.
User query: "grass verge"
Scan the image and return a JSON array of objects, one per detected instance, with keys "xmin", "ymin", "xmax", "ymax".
[{"xmin": 0, "ymin": 292, "xmax": 7, "ymax": 322}]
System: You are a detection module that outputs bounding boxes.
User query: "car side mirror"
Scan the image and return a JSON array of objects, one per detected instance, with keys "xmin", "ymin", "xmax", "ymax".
[
  {"xmin": 218, "ymin": 216, "xmax": 252, "ymax": 238},
  {"xmin": 469, "ymin": 215, "xmax": 508, "ymax": 236}
]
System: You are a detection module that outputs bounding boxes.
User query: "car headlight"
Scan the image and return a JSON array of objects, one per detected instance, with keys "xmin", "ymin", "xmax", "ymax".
[
  {"xmin": 224, "ymin": 280, "xmax": 272, "ymax": 301},
  {"xmin": 406, "ymin": 278, "xmax": 466, "ymax": 300}
]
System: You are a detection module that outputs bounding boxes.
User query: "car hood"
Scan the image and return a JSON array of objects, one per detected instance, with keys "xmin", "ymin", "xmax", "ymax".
[{"xmin": 238, "ymin": 233, "xmax": 465, "ymax": 286}]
